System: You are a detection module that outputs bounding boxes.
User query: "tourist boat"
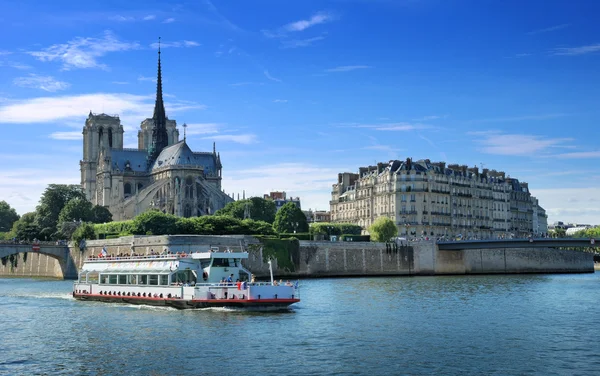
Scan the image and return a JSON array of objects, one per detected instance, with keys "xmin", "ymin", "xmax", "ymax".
[{"xmin": 72, "ymin": 248, "xmax": 300, "ymax": 310}]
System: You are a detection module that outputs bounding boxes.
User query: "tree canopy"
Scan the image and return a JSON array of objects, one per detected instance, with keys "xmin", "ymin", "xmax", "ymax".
[
  {"xmin": 35, "ymin": 184, "xmax": 85, "ymax": 239},
  {"xmin": 0, "ymin": 200, "xmax": 19, "ymax": 232},
  {"xmin": 214, "ymin": 197, "xmax": 277, "ymax": 223},
  {"xmin": 91, "ymin": 205, "xmax": 113, "ymax": 224},
  {"xmin": 58, "ymin": 198, "xmax": 92, "ymax": 224},
  {"xmin": 11, "ymin": 212, "xmax": 40, "ymax": 241},
  {"xmin": 368, "ymin": 216, "xmax": 398, "ymax": 242},
  {"xmin": 273, "ymin": 202, "xmax": 308, "ymax": 234}
]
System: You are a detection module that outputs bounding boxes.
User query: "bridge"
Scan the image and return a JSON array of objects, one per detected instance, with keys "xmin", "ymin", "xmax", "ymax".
[
  {"xmin": 0, "ymin": 242, "xmax": 76, "ymax": 279},
  {"xmin": 437, "ymin": 238, "xmax": 599, "ymax": 251}
]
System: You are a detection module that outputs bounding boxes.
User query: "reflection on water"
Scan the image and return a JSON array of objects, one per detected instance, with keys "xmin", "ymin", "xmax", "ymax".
[{"xmin": 1, "ymin": 273, "xmax": 600, "ymax": 375}]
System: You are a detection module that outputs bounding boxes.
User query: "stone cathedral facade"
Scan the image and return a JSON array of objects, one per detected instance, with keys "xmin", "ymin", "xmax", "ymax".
[{"xmin": 80, "ymin": 48, "xmax": 233, "ymax": 221}]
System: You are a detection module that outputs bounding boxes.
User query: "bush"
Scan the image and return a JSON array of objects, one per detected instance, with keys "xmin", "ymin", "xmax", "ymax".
[
  {"xmin": 310, "ymin": 222, "xmax": 362, "ymax": 236},
  {"xmin": 279, "ymin": 232, "xmax": 312, "ymax": 240}
]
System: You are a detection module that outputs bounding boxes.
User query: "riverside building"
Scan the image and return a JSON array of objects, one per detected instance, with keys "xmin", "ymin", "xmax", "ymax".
[{"xmin": 330, "ymin": 159, "xmax": 548, "ymax": 239}]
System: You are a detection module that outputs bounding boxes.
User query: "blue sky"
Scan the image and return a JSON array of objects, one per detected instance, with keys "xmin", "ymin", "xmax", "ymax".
[{"xmin": 1, "ymin": 0, "xmax": 599, "ymax": 225}]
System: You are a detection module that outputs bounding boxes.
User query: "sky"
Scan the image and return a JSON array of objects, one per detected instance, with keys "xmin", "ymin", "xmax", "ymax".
[{"xmin": 1, "ymin": 0, "xmax": 599, "ymax": 225}]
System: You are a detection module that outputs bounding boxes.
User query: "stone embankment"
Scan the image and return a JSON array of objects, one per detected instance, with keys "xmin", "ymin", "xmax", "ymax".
[{"xmin": 0, "ymin": 235, "xmax": 594, "ymax": 279}]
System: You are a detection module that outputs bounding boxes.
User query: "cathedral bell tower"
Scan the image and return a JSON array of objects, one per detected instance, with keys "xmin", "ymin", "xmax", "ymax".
[{"xmin": 148, "ymin": 38, "xmax": 170, "ymax": 163}]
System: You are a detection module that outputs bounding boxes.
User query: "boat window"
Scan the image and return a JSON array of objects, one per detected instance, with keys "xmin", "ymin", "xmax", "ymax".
[
  {"xmin": 139, "ymin": 275, "xmax": 148, "ymax": 285},
  {"xmin": 109, "ymin": 275, "xmax": 118, "ymax": 284},
  {"xmin": 100, "ymin": 274, "xmax": 109, "ymax": 284},
  {"xmin": 159, "ymin": 275, "xmax": 168, "ymax": 285},
  {"xmin": 149, "ymin": 275, "xmax": 159, "ymax": 285},
  {"xmin": 118, "ymin": 275, "xmax": 127, "ymax": 285},
  {"xmin": 127, "ymin": 275, "xmax": 137, "ymax": 285},
  {"xmin": 212, "ymin": 258, "xmax": 229, "ymax": 267}
]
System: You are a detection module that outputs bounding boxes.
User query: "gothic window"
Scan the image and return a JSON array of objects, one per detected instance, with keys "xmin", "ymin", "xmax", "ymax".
[
  {"xmin": 108, "ymin": 128, "xmax": 113, "ymax": 148},
  {"xmin": 98, "ymin": 127, "xmax": 104, "ymax": 146},
  {"xmin": 184, "ymin": 205, "xmax": 192, "ymax": 218},
  {"xmin": 137, "ymin": 183, "xmax": 143, "ymax": 192},
  {"xmin": 185, "ymin": 176, "xmax": 194, "ymax": 199},
  {"xmin": 124, "ymin": 183, "xmax": 132, "ymax": 196}
]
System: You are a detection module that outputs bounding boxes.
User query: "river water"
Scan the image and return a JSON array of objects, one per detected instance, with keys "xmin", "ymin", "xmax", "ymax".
[{"xmin": 1, "ymin": 273, "xmax": 599, "ymax": 376}]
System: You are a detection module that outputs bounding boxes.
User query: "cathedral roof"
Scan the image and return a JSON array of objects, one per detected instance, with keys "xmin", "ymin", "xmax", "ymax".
[
  {"xmin": 110, "ymin": 149, "xmax": 148, "ymax": 172},
  {"xmin": 152, "ymin": 140, "xmax": 208, "ymax": 171}
]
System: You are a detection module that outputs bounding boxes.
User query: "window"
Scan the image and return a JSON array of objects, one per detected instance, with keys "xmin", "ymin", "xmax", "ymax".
[
  {"xmin": 127, "ymin": 275, "xmax": 137, "ymax": 284},
  {"xmin": 139, "ymin": 275, "xmax": 148, "ymax": 285},
  {"xmin": 108, "ymin": 128, "xmax": 113, "ymax": 148},
  {"xmin": 160, "ymin": 275, "xmax": 169, "ymax": 285},
  {"xmin": 149, "ymin": 275, "xmax": 159, "ymax": 285},
  {"xmin": 124, "ymin": 183, "xmax": 132, "ymax": 196},
  {"xmin": 109, "ymin": 275, "xmax": 117, "ymax": 284},
  {"xmin": 118, "ymin": 275, "xmax": 127, "ymax": 285}
]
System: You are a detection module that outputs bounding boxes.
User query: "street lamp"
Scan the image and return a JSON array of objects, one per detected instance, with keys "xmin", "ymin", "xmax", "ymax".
[{"xmin": 292, "ymin": 222, "xmax": 299, "ymax": 234}]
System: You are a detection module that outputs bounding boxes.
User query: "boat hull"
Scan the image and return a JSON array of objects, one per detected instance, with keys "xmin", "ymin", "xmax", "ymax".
[{"xmin": 73, "ymin": 292, "xmax": 299, "ymax": 310}]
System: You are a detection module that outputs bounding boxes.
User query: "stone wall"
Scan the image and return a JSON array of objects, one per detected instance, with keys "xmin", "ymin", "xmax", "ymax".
[
  {"xmin": 0, "ymin": 236, "xmax": 594, "ymax": 279},
  {"xmin": 0, "ymin": 252, "xmax": 64, "ymax": 279}
]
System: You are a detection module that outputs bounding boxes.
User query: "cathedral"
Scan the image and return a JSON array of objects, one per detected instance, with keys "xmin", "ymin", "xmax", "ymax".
[{"xmin": 80, "ymin": 47, "xmax": 233, "ymax": 221}]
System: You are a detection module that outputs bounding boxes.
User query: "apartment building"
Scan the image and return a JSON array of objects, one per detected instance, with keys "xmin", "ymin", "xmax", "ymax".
[{"xmin": 330, "ymin": 158, "xmax": 547, "ymax": 239}]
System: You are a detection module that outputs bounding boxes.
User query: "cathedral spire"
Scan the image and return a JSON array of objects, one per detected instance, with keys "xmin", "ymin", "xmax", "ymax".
[{"xmin": 150, "ymin": 37, "xmax": 169, "ymax": 161}]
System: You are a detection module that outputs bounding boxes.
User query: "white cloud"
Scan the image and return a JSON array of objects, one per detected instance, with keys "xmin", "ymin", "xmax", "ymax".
[
  {"xmin": 185, "ymin": 123, "xmax": 220, "ymax": 136},
  {"xmin": 0, "ymin": 93, "xmax": 205, "ymax": 125},
  {"xmin": 471, "ymin": 131, "xmax": 573, "ymax": 156},
  {"xmin": 273, "ymin": 99, "xmax": 288, "ymax": 103},
  {"xmin": 341, "ymin": 122, "xmax": 431, "ymax": 131},
  {"xmin": 49, "ymin": 131, "xmax": 81, "ymax": 140},
  {"xmin": 27, "ymin": 30, "xmax": 139, "ymax": 70},
  {"xmin": 112, "ymin": 81, "xmax": 129, "ymax": 85},
  {"xmin": 325, "ymin": 65, "xmax": 371, "ymax": 72},
  {"xmin": 143, "ymin": 15, "xmax": 156, "ymax": 21},
  {"xmin": 284, "ymin": 11, "xmax": 335, "ymax": 32},
  {"xmin": 413, "ymin": 115, "xmax": 448, "ymax": 121},
  {"xmin": 150, "ymin": 40, "xmax": 201, "ymax": 49},
  {"xmin": 0, "ymin": 51, "xmax": 11, "ymax": 56},
  {"xmin": 222, "ymin": 162, "xmax": 342, "ymax": 211},
  {"xmin": 530, "ymin": 187, "xmax": 600, "ymax": 225},
  {"xmin": 162, "ymin": 18, "xmax": 176, "ymax": 24},
  {"xmin": 527, "ymin": 23, "xmax": 569, "ymax": 35},
  {"xmin": 556, "ymin": 151, "xmax": 600, "ymax": 159},
  {"xmin": 138, "ymin": 76, "xmax": 156, "ymax": 82},
  {"xmin": 110, "ymin": 15, "xmax": 135, "ymax": 22},
  {"xmin": 201, "ymin": 134, "xmax": 257, "ymax": 144},
  {"xmin": 13, "ymin": 74, "xmax": 70, "ymax": 92},
  {"xmin": 0, "ymin": 60, "xmax": 31, "ymax": 70},
  {"xmin": 281, "ymin": 36, "xmax": 326, "ymax": 49},
  {"xmin": 263, "ymin": 70, "xmax": 282, "ymax": 83},
  {"xmin": 553, "ymin": 43, "xmax": 600, "ymax": 56}
]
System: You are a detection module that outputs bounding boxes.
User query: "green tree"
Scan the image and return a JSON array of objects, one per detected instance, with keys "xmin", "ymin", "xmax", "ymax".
[
  {"xmin": 58, "ymin": 198, "xmax": 93, "ymax": 223},
  {"xmin": 273, "ymin": 202, "xmax": 309, "ymax": 234},
  {"xmin": 131, "ymin": 209, "xmax": 178, "ymax": 235},
  {"xmin": 0, "ymin": 201, "xmax": 20, "ymax": 232},
  {"xmin": 11, "ymin": 212, "xmax": 41, "ymax": 241},
  {"xmin": 214, "ymin": 197, "xmax": 277, "ymax": 223},
  {"xmin": 368, "ymin": 216, "xmax": 398, "ymax": 242},
  {"xmin": 90, "ymin": 205, "xmax": 113, "ymax": 224},
  {"xmin": 35, "ymin": 184, "xmax": 85, "ymax": 239},
  {"xmin": 72, "ymin": 222, "xmax": 97, "ymax": 250}
]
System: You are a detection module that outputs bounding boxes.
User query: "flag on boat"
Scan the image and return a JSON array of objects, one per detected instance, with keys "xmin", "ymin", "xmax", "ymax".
[{"xmin": 100, "ymin": 247, "xmax": 108, "ymax": 257}]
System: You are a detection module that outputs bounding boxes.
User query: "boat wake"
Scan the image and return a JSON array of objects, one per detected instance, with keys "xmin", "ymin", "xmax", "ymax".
[{"xmin": 3, "ymin": 292, "xmax": 75, "ymax": 301}]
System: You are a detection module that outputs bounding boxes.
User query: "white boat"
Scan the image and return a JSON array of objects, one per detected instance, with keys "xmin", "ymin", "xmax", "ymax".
[{"xmin": 72, "ymin": 248, "xmax": 300, "ymax": 310}]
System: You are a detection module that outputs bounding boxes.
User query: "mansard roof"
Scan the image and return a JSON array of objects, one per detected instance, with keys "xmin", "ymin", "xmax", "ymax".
[
  {"xmin": 111, "ymin": 149, "xmax": 148, "ymax": 172},
  {"xmin": 151, "ymin": 140, "xmax": 215, "ymax": 171}
]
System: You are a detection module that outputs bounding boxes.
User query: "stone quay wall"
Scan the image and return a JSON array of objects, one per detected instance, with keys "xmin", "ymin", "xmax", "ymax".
[{"xmin": 0, "ymin": 236, "xmax": 593, "ymax": 279}]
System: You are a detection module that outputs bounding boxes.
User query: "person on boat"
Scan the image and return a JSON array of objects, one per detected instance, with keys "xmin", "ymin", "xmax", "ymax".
[
  {"xmin": 226, "ymin": 274, "xmax": 233, "ymax": 285},
  {"xmin": 251, "ymin": 274, "xmax": 256, "ymax": 283}
]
